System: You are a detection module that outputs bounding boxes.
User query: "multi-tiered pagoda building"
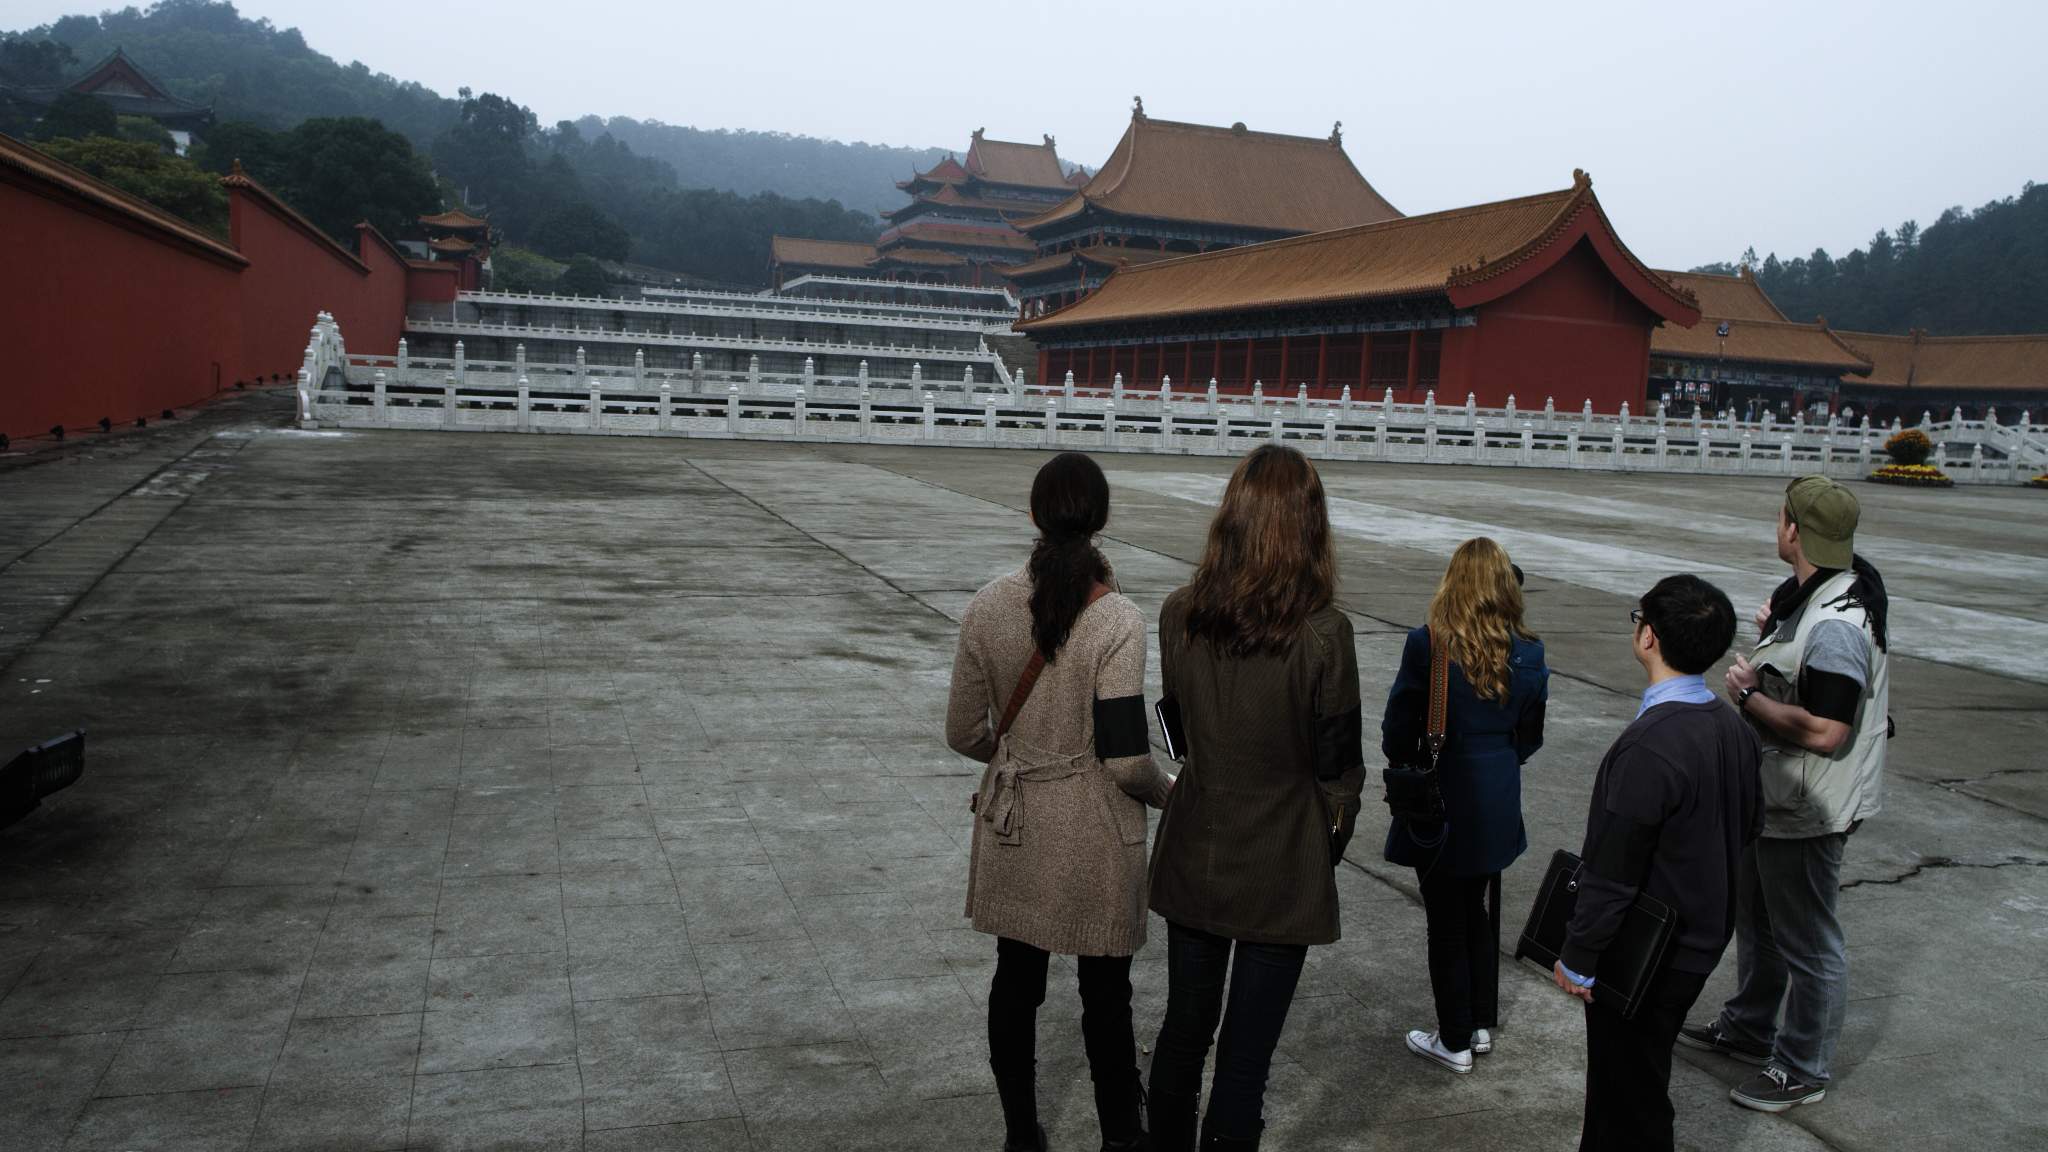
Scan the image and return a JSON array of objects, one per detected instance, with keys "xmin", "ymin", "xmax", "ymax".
[
  {"xmin": 1003, "ymin": 100, "xmax": 1403, "ymax": 318},
  {"xmin": 770, "ymin": 129, "xmax": 1077, "ymax": 288}
]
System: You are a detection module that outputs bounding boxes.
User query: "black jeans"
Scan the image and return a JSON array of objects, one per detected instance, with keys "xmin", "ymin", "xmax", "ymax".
[
  {"xmin": 1417, "ymin": 869, "xmax": 1499, "ymax": 1053},
  {"xmin": 1580, "ymin": 964, "xmax": 1709, "ymax": 1152},
  {"xmin": 1148, "ymin": 921, "xmax": 1308, "ymax": 1141},
  {"xmin": 988, "ymin": 936, "xmax": 1137, "ymax": 1093}
]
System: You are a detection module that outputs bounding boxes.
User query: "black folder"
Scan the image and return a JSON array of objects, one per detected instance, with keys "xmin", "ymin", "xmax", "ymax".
[{"xmin": 1514, "ymin": 848, "xmax": 1676, "ymax": 1020}]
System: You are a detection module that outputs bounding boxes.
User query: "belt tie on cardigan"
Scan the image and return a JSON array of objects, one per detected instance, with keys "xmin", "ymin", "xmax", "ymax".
[{"xmin": 978, "ymin": 739, "xmax": 1090, "ymax": 846}]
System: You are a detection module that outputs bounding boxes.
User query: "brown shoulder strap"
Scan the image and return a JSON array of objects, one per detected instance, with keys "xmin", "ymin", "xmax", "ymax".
[
  {"xmin": 1424, "ymin": 625, "xmax": 1450, "ymax": 766},
  {"xmin": 995, "ymin": 583, "xmax": 1112, "ymax": 741}
]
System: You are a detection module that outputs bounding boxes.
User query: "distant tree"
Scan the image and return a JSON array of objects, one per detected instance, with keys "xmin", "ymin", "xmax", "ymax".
[
  {"xmin": 489, "ymin": 246, "xmax": 566, "ymax": 294},
  {"xmin": 528, "ymin": 201, "xmax": 630, "ymax": 262},
  {"xmin": 274, "ymin": 117, "xmax": 441, "ymax": 243},
  {"xmin": 116, "ymin": 114, "xmax": 176, "ymax": 150},
  {"xmin": 34, "ymin": 135, "xmax": 228, "ymax": 235},
  {"xmin": 558, "ymin": 254, "xmax": 609, "ymax": 297},
  {"xmin": 32, "ymin": 91, "xmax": 117, "ymax": 140},
  {"xmin": 0, "ymin": 34, "xmax": 74, "ymax": 86},
  {"xmin": 191, "ymin": 119, "xmax": 288, "ymax": 181}
]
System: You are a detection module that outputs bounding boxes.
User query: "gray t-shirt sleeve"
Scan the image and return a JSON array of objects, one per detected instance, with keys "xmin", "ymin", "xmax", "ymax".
[{"xmin": 1805, "ymin": 619, "xmax": 1870, "ymax": 689}]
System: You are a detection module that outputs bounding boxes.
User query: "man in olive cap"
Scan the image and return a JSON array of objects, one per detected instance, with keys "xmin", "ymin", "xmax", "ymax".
[{"xmin": 1679, "ymin": 476, "xmax": 1891, "ymax": 1114}]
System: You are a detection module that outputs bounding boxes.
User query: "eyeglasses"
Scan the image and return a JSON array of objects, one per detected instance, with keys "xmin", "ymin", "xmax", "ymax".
[{"xmin": 1629, "ymin": 608, "xmax": 1645, "ymax": 626}]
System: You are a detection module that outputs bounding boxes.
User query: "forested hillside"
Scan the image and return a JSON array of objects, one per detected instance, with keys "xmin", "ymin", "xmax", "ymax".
[
  {"xmin": 1694, "ymin": 180, "xmax": 2047, "ymax": 335},
  {"xmin": 0, "ymin": 0, "xmax": 948, "ymax": 282}
]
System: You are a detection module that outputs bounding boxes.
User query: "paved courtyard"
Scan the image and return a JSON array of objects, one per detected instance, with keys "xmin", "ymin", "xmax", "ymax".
[{"xmin": 1, "ymin": 392, "xmax": 2043, "ymax": 1151}]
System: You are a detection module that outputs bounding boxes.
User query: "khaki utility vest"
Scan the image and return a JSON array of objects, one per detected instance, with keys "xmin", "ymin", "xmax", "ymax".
[{"xmin": 1751, "ymin": 569, "xmax": 1889, "ymax": 838}]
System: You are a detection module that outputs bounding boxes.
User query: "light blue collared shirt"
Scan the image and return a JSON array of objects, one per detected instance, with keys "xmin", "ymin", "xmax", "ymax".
[{"xmin": 1637, "ymin": 673, "xmax": 1715, "ymax": 718}]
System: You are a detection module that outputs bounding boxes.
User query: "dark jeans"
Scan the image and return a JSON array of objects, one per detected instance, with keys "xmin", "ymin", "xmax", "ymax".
[
  {"xmin": 988, "ymin": 935, "xmax": 1137, "ymax": 1093},
  {"xmin": 1418, "ymin": 869, "xmax": 1500, "ymax": 1052},
  {"xmin": 1581, "ymin": 964, "xmax": 1709, "ymax": 1152},
  {"xmin": 1148, "ymin": 921, "xmax": 1308, "ymax": 1141},
  {"xmin": 1716, "ymin": 833, "xmax": 1849, "ymax": 1084}
]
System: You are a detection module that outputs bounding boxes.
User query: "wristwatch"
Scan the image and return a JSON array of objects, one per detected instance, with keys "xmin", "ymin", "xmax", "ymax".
[{"xmin": 1735, "ymin": 686, "xmax": 1757, "ymax": 711}]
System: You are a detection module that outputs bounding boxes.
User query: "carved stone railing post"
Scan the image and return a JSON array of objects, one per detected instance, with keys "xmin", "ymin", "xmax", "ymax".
[
  {"xmin": 1340, "ymin": 384, "xmax": 1352, "ymax": 413},
  {"xmin": 1779, "ymin": 439, "xmax": 1793, "ymax": 473},
  {"xmin": 922, "ymin": 392, "xmax": 937, "ymax": 441},
  {"xmin": 1160, "ymin": 376, "xmax": 1172, "ymax": 409},
  {"xmin": 793, "ymin": 394, "xmax": 808, "ymax": 438},
  {"xmin": 1739, "ymin": 430, "xmax": 1753, "ymax": 471},
  {"xmin": 1565, "ymin": 429, "xmax": 1580, "ymax": 468},
  {"xmin": 1655, "ymin": 428, "xmax": 1668, "ymax": 467},
  {"xmin": 373, "ymin": 370, "xmax": 388, "ymax": 423},
  {"xmin": 1064, "ymin": 371, "xmax": 1076, "ymax": 404},
  {"xmin": 1044, "ymin": 398, "xmax": 1058, "ymax": 446},
  {"xmin": 514, "ymin": 342, "xmax": 525, "ymax": 380},
  {"xmin": 1425, "ymin": 389, "xmax": 1437, "ymax": 424},
  {"xmin": 633, "ymin": 349, "xmax": 645, "ymax": 392},
  {"xmin": 1505, "ymin": 394, "xmax": 1517, "ymax": 426},
  {"xmin": 1465, "ymin": 392, "xmax": 1476, "ymax": 429},
  {"xmin": 964, "ymin": 365, "xmax": 974, "ymax": 391},
  {"xmin": 911, "ymin": 362, "xmax": 923, "ymax": 386},
  {"xmin": 397, "ymin": 337, "xmax": 410, "ymax": 373},
  {"xmin": 296, "ymin": 368, "xmax": 312, "ymax": 424},
  {"xmin": 1207, "ymin": 380, "xmax": 1219, "ymax": 415},
  {"xmin": 1297, "ymin": 384, "xmax": 1309, "ymax": 419},
  {"xmin": 1473, "ymin": 424, "xmax": 1487, "ymax": 463},
  {"xmin": 984, "ymin": 396, "xmax": 998, "ymax": 441},
  {"xmin": 1544, "ymin": 396, "xmax": 1556, "ymax": 427},
  {"xmin": 443, "ymin": 373, "xmax": 458, "ymax": 429},
  {"xmin": 725, "ymin": 384, "xmax": 740, "ymax": 433},
  {"xmin": 453, "ymin": 340, "xmax": 466, "ymax": 386},
  {"xmin": 591, "ymin": 380, "xmax": 604, "ymax": 430},
  {"xmin": 1383, "ymin": 388, "xmax": 1394, "ymax": 422},
  {"xmin": 692, "ymin": 351, "xmax": 705, "ymax": 390},
  {"xmin": 1161, "ymin": 404, "xmax": 1176, "ymax": 448},
  {"xmin": 1520, "ymin": 427, "xmax": 1534, "ymax": 466},
  {"xmin": 858, "ymin": 388, "xmax": 873, "ymax": 442},
  {"xmin": 518, "ymin": 376, "xmax": 532, "ymax": 432},
  {"xmin": 1251, "ymin": 380, "xmax": 1264, "ymax": 420},
  {"xmin": 1581, "ymin": 398, "xmax": 1594, "ymax": 427},
  {"xmin": 1113, "ymin": 372, "xmax": 1124, "ymax": 403},
  {"xmin": 1104, "ymin": 400, "xmax": 1118, "ymax": 447},
  {"xmin": 657, "ymin": 382, "xmax": 671, "ymax": 432},
  {"xmin": 1609, "ymin": 425, "xmax": 1624, "ymax": 467},
  {"xmin": 802, "ymin": 356, "xmax": 816, "ymax": 398},
  {"xmin": 1619, "ymin": 401, "xmax": 1630, "ymax": 431}
]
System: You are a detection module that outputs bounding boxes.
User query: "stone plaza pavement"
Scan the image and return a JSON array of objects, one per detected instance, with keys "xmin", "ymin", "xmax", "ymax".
[{"xmin": 1, "ymin": 392, "xmax": 2043, "ymax": 1151}]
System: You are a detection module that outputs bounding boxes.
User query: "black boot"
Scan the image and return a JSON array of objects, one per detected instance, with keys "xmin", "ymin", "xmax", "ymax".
[
  {"xmin": 1146, "ymin": 1087, "xmax": 1199, "ymax": 1152},
  {"xmin": 1199, "ymin": 1120, "xmax": 1263, "ymax": 1150},
  {"xmin": 993, "ymin": 1058, "xmax": 1047, "ymax": 1152},
  {"xmin": 1095, "ymin": 1069, "xmax": 1148, "ymax": 1151}
]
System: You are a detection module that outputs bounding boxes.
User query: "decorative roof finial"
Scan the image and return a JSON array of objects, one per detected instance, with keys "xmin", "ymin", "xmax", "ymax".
[
  {"xmin": 1572, "ymin": 168, "xmax": 1590, "ymax": 188},
  {"xmin": 1132, "ymin": 95, "xmax": 1145, "ymax": 119},
  {"xmin": 972, "ymin": 127, "xmax": 984, "ymax": 141},
  {"xmin": 230, "ymin": 158, "xmax": 246, "ymax": 178},
  {"xmin": 1043, "ymin": 134, "xmax": 1055, "ymax": 149},
  {"xmin": 1330, "ymin": 120, "xmax": 1343, "ymax": 146}
]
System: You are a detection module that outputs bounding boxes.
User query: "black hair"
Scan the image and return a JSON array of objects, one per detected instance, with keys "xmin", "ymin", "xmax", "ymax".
[
  {"xmin": 1639, "ymin": 574, "xmax": 1737, "ymax": 675},
  {"xmin": 1027, "ymin": 452, "xmax": 1112, "ymax": 662}
]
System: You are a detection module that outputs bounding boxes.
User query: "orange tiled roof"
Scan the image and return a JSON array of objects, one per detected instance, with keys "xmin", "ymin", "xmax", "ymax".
[
  {"xmin": 883, "ymin": 221, "xmax": 1037, "ymax": 252},
  {"xmin": 871, "ymin": 248, "xmax": 969, "ymax": 267},
  {"xmin": 427, "ymin": 236, "xmax": 477, "ymax": 253},
  {"xmin": 1017, "ymin": 112, "xmax": 1401, "ymax": 236},
  {"xmin": 884, "ymin": 183, "xmax": 1066, "ymax": 219},
  {"xmin": 770, "ymin": 235, "xmax": 879, "ymax": 269},
  {"xmin": 964, "ymin": 131, "xmax": 1071, "ymax": 190},
  {"xmin": 1837, "ymin": 330, "xmax": 2048, "ymax": 393},
  {"xmin": 998, "ymin": 245, "xmax": 1183, "ymax": 281},
  {"xmin": 0, "ymin": 130, "xmax": 244, "ymax": 267},
  {"xmin": 1019, "ymin": 174, "xmax": 1698, "ymax": 332},
  {"xmin": 1658, "ymin": 268, "xmax": 1786, "ymax": 322},
  {"xmin": 1652, "ymin": 316, "xmax": 1869, "ymax": 373},
  {"xmin": 419, "ymin": 209, "xmax": 488, "ymax": 230},
  {"xmin": 899, "ymin": 156, "xmax": 970, "ymax": 189}
]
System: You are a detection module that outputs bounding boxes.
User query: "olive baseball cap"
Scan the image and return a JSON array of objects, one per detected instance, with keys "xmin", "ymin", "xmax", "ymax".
[{"xmin": 1784, "ymin": 475, "xmax": 1858, "ymax": 569}]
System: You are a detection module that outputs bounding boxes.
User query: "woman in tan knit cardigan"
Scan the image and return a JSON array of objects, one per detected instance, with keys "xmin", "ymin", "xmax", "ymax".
[{"xmin": 947, "ymin": 452, "xmax": 1174, "ymax": 1152}]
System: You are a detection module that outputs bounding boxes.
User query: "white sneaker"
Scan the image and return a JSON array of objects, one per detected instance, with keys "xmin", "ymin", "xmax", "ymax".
[
  {"xmin": 1405, "ymin": 1029, "xmax": 1473, "ymax": 1074},
  {"xmin": 1472, "ymin": 1028, "xmax": 1493, "ymax": 1055}
]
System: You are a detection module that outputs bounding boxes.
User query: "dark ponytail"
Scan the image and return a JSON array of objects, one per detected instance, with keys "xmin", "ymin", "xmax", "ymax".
[{"xmin": 1027, "ymin": 452, "xmax": 1112, "ymax": 662}]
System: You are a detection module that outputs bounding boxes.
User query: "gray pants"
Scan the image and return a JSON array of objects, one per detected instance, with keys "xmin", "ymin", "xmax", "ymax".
[{"xmin": 1716, "ymin": 833, "xmax": 1848, "ymax": 1084}]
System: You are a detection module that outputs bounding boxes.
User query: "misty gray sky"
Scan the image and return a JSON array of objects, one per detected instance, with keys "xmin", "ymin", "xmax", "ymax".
[{"xmin": 17, "ymin": 0, "xmax": 2045, "ymax": 274}]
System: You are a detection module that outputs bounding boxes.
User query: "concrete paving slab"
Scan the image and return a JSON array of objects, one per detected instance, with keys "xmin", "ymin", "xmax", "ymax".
[{"xmin": 1, "ymin": 424, "xmax": 2043, "ymax": 1149}]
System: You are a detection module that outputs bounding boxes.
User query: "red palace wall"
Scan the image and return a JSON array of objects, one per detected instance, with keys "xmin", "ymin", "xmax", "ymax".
[
  {"xmin": 405, "ymin": 261, "xmax": 461, "ymax": 305},
  {"xmin": 2, "ymin": 170, "xmax": 245, "ymax": 438},
  {"xmin": 1445, "ymin": 238, "xmax": 1659, "ymax": 410},
  {"xmin": 230, "ymin": 184, "xmax": 407, "ymax": 383}
]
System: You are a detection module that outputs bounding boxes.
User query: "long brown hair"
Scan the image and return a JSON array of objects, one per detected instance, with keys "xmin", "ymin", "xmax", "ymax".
[
  {"xmin": 1027, "ymin": 452, "xmax": 1112, "ymax": 662},
  {"xmin": 1426, "ymin": 537, "xmax": 1535, "ymax": 701},
  {"xmin": 1183, "ymin": 444, "xmax": 1336, "ymax": 656}
]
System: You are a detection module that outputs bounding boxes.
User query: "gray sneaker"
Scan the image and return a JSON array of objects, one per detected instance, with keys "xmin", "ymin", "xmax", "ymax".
[
  {"xmin": 1677, "ymin": 1021, "xmax": 1770, "ymax": 1066},
  {"xmin": 1731, "ymin": 1065, "xmax": 1827, "ymax": 1113}
]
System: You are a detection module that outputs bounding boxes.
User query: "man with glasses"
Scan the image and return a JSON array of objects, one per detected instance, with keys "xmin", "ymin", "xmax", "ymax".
[
  {"xmin": 1678, "ymin": 475, "xmax": 1891, "ymax": 1113},
  {"xmin": 1552, "ymin": 575, "xmax": 1762, "ymax": 1151}
]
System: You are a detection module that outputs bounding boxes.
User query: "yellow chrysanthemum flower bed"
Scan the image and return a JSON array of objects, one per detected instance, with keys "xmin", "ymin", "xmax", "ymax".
[
  {"xmin": 1869, "ymin": 463, "xmax": 1955, "ymax": 488},
  {"xmin": 2030, "ymin": 472, "xmax": 2048, "ymax": 489}
]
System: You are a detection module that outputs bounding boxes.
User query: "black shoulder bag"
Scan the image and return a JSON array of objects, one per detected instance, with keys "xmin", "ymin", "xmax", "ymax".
[{"xmin": 1381, "ymin": 628, "xmax": 1448, "ymax": 825}]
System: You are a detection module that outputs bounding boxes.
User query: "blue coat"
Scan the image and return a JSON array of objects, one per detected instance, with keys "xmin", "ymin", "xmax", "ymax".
[{"xmin": 1381, "ymin": 627, "xmax": 1548, "ymax": 876}]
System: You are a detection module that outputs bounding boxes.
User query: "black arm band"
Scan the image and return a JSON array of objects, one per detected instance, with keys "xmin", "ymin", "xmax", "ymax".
[
  {"xmin": 1800, "ymin": 669, "xmax": 1863, "ymax": 726},
  {"xmin": 1094, "ymin": 695, "xmax": 1150, "ymax": 759},
  {"xmin": 1313, "ymin": 703, "xmax": 1365, "ymax": 781}
]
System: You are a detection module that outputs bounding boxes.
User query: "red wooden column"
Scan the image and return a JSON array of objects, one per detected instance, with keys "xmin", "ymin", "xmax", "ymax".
[
  {"xmin": 1360, "ymin": 332, "xmax": 1374, "ymax": 394},
  {"xmin": 1315, "ymin": 334, "xmax": 1328, "ymax": 395},
  {"xmin": 1242, "ymin": 339, "xmax": 1255, "ymax": 390},
  {"xmin": 1212, "ymin": 340, "xmax": 1223, "ymax": 386},
  {"xmin": 1037, "ymin": 349, "xmax": 1049, "ymax": 389},
  {"xmin": 1086, "ymin": 346, "xmax": 1097, "ymax": 386},
  {"xmin": 1180, "ymin": 342, "xmax": 1193, "ymax": 386},
  {"xmin": 1278, "ymin": 335, "xmax": 1290, "ymax": 390},
  {"xmin": 1405, "ymin": 330, "xmax": 1421, "ymax": 397}
]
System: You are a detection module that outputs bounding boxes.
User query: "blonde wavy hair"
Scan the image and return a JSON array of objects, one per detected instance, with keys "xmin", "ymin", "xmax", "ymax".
[{"xmin": 1426, "ymin": 538, "xmax": 1535, "ymax": 702}]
